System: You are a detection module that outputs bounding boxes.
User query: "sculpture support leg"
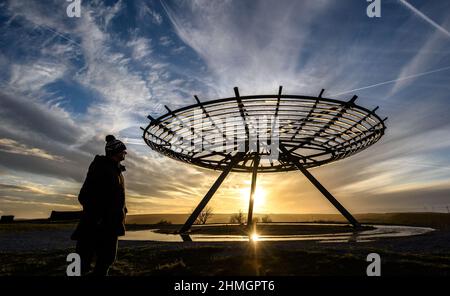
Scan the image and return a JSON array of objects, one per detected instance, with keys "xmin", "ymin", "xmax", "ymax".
[
  {"xmin": 247, "ymin": 154, "xmax": 260, "ymax": 227},
  {"xmin": 179, "ymin": 152, "xmax": 245, "ymax": 233},
  {"xmin": 279, "ymin": 145, "xmax": 361, "ymax": 228}
]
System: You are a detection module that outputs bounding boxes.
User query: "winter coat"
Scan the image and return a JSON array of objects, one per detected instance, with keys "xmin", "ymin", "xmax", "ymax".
[{"xmin": 71, "ymin": 155, "xmax": 127, "ymax": 239}]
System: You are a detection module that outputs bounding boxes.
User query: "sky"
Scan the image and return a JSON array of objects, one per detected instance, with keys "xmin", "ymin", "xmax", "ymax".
[{"xmin": 0, "ymin": 0, "xmax": 450, "ymax": 219}]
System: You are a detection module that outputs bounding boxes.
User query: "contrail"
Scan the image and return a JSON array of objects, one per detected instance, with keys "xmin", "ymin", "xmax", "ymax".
[
  {"xmin": 332, "ymin": 1, "xmax": 450, "ymax": 97},
  {"xmin": 123, "ymin": 138, "xmax": 146, "ymax": 145},
  {"xmin": 37, "ymin": 24, "xmax": 82, "ymax": 47},
  {"xmin": 331, "ymin": 65, "xmax": 450, "ymax": 96},
  {"xmin": 398, "ymin": 0, "xmax": 450, "ymax": 38}
]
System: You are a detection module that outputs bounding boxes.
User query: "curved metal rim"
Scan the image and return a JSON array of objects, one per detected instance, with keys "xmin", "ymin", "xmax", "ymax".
[
  {"xmin": 151, "ymin": 94, "xmax": 385, "ymax": 125},
  {"xmin": 142, "ymin": 91, "xmax": 386, "ymax": 173}
]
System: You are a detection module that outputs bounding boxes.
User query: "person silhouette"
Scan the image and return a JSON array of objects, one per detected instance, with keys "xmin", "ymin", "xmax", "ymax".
[{"xmin": 71, "ymin": 135, "xmax": 127, "ymax": 276}]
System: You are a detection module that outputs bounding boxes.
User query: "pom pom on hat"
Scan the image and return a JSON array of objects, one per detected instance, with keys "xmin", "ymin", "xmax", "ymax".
[{"xmin": 105, "ymin": 135, "xmax": 116, "ymax": 142}]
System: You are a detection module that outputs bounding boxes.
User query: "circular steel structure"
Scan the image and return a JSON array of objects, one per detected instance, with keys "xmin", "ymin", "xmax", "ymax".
[
  {"xmin": 142, "ymin": 87, "xmax": 387, "ymax": 232},
  {"xmin": 142, "ymin": 87, "xmax": 386, "ymax": 173}
]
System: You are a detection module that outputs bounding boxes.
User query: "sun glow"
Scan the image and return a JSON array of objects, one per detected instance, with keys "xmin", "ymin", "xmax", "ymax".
[
  {"xmin": 254, "ymin": 186, "xmax": 266, "ymax": 208},
  {"xmin": 250, "ymin": 232, "xmax": 259, "ymax": 242},
  {"xmin": 239, "ymin": 185, "xmax": 267, "ymax": 210}
]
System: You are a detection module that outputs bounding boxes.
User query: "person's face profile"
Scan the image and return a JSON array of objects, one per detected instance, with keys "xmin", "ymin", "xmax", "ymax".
[
  {"xmin": 120, "ymin": 150, "xmax": 127, "ymax": 161},
  {"xmin": 112, "ymin": 150, "xmax": 126, "ymax": 162}
]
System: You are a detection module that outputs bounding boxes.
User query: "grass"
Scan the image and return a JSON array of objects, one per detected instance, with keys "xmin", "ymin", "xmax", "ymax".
[
  {"xmin": 1, "ymin": 213, "xmax": 450, "ymax": 276},
  {"xmin": 2, "ymin": 242, "xmax": 449, "ymax": 276}
]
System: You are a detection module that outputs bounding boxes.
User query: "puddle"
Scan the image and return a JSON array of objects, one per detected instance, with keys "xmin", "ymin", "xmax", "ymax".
[{"xmin": 120, "ymin": 223, "xmax": 434, "ymax": 243}]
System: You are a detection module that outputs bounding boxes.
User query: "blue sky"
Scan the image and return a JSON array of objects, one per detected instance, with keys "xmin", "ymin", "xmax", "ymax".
[{"xmin": 0, "ymin": 0, "xmax": 449, "ymax": 218}]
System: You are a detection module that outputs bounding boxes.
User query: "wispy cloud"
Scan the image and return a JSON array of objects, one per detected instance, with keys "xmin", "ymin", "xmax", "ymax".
[
  {"xmin": 332, "ymin": 65, "xmax": 450, "ymax": 96},
  {"xmin": 127, "ymin": 37, "xmax": 153, "ymax": 60},
  {"xmin": 161, "ymin": 0, "xmax": 334, "ymax": 95},
  {"xmin": 1, "ymin": 0, "xmax": 450, "ymax": 217},
  {"xmin": 398, "ymin": 0, "xmax": 450, "ymax": 38},
  {"xmin": 0, "ymin": 138, "xmax": 62, "ymax": 161}
]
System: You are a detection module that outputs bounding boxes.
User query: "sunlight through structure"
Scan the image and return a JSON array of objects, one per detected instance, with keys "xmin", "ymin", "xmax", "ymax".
[
  {"xmin": 250, "ymin": 233, "xmax": 260, "ymax": 242},
  {"xmin": 142, "ymin": 87, "xmax": 387, "ymax": 233},
  {"xmin": 239, "ymin": 186, "xmax": 266, "ymax": 211}
]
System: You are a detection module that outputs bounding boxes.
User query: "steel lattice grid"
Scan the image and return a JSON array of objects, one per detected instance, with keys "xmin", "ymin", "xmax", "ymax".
[{"xmin": 142, "ymin": 92, "xmax": 386, "ymax": 173}]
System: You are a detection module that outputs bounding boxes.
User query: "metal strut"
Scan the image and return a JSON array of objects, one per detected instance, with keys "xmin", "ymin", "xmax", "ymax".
[
  {"xmin": 247, "ymin": 153, "xmax": 260, "ymax": 227},
  {"xmin": 179, "ymin": 152, "xmax": 245, "ymax": 233},
  {"xmin": 279, "ymin": 144, "xmax": 361, "ymax": 228}
]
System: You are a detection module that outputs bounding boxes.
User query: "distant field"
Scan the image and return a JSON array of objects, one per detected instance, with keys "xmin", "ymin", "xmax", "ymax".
[
  {"xmin": 125, "ymin": 212, "xmax": 450, "ymax": 229},
  {"xmin": 1, "ymin": 212, "xmax": 450, "ymax": 276},
  {"xmin": 3, "ymin": 212, "xmax": 449, "ymax": 231}
]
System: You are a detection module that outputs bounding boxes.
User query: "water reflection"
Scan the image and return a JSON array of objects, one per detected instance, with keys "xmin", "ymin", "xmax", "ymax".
[{"xmin": 121, "ymin": 224, "xmax": 434, "ymax": 243}]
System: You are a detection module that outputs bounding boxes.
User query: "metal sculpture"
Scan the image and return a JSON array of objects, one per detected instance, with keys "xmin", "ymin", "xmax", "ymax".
[{"xmin": 142, "ymin": 87, "xmax": 386, "ymax": 233}]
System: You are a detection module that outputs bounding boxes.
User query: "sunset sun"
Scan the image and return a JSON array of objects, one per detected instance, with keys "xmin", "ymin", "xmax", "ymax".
[{"xmin": 240, "ymin": 185, "xmax": 267, "ymax": 211}]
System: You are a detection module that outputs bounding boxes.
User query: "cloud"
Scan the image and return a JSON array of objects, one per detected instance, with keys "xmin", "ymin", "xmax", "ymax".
[
  {"xmin": 0, "ymin": 91, "xmax": 82, "ymax": 144},
  {"xmin": 141, "ymin": 2, "xmax": 163, "ymax": 25},
  {"xmin": 1, "ymin": 0, "xmax": 450, "ymax": 218},
  {"xmin": 0, "ymin": 138, "xmax": 62, "ymax": 161},
  {"xmin": 0, "ymin": 178, "xmax": 80, "ymax": 218},
  {"xmin": 101, "ymin": 0, "xmax": 123, "ymax": 30},
  {"xmin": 127, "ymin": 37, "xmax": 153, "ymax": 60},
  {"xmin": 159, "ymin": 36, "xmax": 173, "ymax": 47},
  {"xmin": 391, "ymin": 18, "xmax": 450, "ymax": 93},
  {"xmin": 162, "ymin": 0, "xmax": 333, "ymax": 95},
  {"xmin": 398, "ymin": 0, "xmax": 450, "ymax": 38},
  {"xmin": 9, "ymin": 62, "xmax": 67, "ymax": 93}
]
